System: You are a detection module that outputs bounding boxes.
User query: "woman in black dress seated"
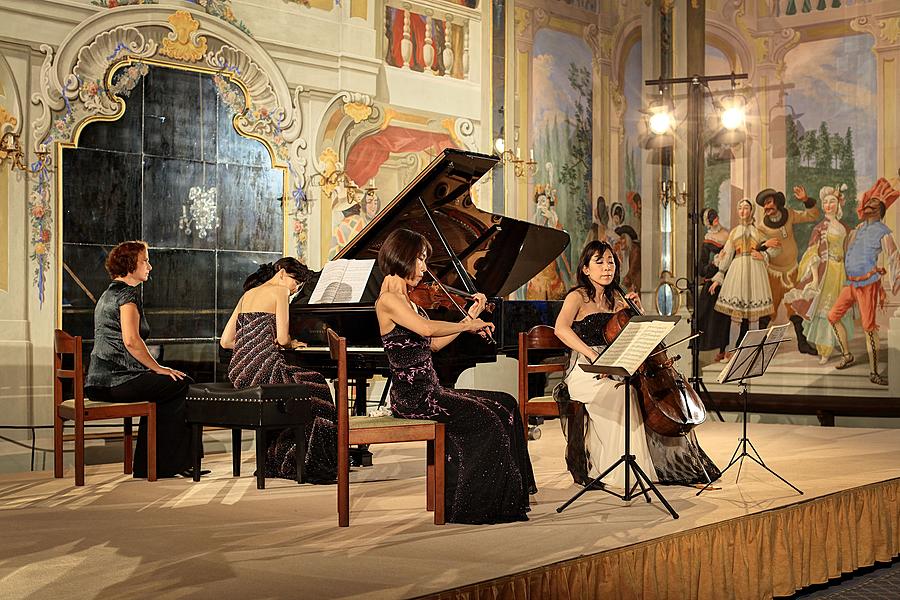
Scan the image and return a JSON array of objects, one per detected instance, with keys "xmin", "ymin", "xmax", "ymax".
[
  {"xmin": 375, "ymin": 228, "xmax": 535, "ymax": 524},
  {"xmin": 220, "ymin": 258, "xmax": 337, "ymax": 483},
  {"xmin": 85, "ymin": 240, "xmax": 193, "ymax": 478}
]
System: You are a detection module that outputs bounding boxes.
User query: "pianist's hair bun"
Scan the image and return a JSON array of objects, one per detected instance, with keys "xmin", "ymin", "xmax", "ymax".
[{"xmin": 243, "ymin": 258, "xmax": 310, "ymax": 291}]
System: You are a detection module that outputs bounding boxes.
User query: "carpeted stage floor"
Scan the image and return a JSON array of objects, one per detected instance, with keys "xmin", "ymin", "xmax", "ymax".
[{"xmin": 0, "ymin": 421, "xmax": 898, "ymax": 600}]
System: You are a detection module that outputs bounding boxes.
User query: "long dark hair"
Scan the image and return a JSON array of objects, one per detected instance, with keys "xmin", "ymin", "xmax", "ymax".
[
  {"xmin": 569, "ymin": 240, "xmax": 619, "ymax": 307},
  {"xmin": 242, "ymin": 257, "xmax": 311, "ymax": 291},
  {"xmin": 378, "ymin": 228, "xmax": 432, "ymax": 278}
]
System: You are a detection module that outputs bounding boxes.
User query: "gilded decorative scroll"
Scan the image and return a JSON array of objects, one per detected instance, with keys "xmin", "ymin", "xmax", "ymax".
[{"xmin": 160, "ymin": 11, "xmax": 208, "ymax": 62}]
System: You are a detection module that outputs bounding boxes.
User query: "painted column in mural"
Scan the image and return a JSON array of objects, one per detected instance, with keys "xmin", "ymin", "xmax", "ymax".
[
  {"xmin": 851, "ymin": 14, "xmax": 900, "ymax": 395},
  {"xmin": 585, "ymin": 23, "xmax": 614, "ymax": 215},
  {"xmin": 744, "ymin": 25, "xmax": 799, "ymax": 204}
]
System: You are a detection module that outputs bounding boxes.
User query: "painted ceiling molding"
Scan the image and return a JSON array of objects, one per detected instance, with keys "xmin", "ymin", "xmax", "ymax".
[{"xmin": 28, "ymin": 5, "xmax": 311, "ymax": 304}]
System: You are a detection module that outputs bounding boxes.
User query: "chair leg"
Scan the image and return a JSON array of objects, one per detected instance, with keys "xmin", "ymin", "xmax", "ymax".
[
  {"xmin": 53, "ymin": 414, "xmax": 64, "ymax": 479},
  {"xmin": 338, "ymin": 438, "xmax": 349, "ymax": 527},
  {"xmin": 232, "ymin": 428, "xmax": 241, "ymax": 477},
  {"xmin": 434, "ymin": 424, "xmax": 445, "ymax": 525},
  {"xmin": 147, "ymin": 406, "xmax": 157, "ymax": 482},
  {"xmin": 75, "ymin": 415, "xmax": 85, "ymax": 487},
  {"xmin": 426, "ymin": 439, "xmax": 435, "ymax": 512},
  {"xmin": 255, "ymin": 428, "xmax": 266, "ymax": 490},
  {"xmin": 123, "ymin": 417, "xmax": 133, "ymax": 475}
]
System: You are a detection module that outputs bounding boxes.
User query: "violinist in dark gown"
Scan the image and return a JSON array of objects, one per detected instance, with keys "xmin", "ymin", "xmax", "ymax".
[
  {"xmin": 554, "ymin": 240, "xmax": 720, "ymax": 488},
  {"xmin": 375, "ymin": 228, "xmax": 536, "ymax": 524}
]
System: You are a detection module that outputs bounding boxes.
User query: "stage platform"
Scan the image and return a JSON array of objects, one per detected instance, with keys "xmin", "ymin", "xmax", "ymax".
[{"xmin": 0, "ymin": 421, "xmax": 898, "ymax": 599}]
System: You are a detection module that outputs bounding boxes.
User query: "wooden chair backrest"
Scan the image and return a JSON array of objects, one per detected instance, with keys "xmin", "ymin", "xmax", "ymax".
[
  {"xmin": 54, "ymin": 329, "xmax": 84, "ymax": 411},
  {"xmin": 326, "ymin": 327, "xmax": 350, "ymax": 445},
  {"xmin": 517, "ymin": 325, "xmax": 568, "ymax": 404}
]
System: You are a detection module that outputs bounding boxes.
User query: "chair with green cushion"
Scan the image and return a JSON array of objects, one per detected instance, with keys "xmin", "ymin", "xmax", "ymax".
[{"xmin": 327, "ymin": 328, "xmax": 445, "ymax": 527}]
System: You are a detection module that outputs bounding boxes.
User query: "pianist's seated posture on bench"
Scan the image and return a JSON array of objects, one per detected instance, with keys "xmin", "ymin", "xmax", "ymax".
[
  {"xmin": 375, "ymin": 229, "xmax": 536, "ymax": 524},
  {"xmin": 220, "ymin": 258, "xmax": 338, "ymax": 483}
]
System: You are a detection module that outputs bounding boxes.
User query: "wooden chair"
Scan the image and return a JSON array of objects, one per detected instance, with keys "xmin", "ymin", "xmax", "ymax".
[
  {"xmin": 327, "ymin": 328, "xmax": 444, "ymax": 527},
  {"xmin": 53, "ymin": 329, "xmax": 157, "ymax": 485},
  {"xmin": 517, "ymin": 324, "xmax": 572, "ymax": 439}
]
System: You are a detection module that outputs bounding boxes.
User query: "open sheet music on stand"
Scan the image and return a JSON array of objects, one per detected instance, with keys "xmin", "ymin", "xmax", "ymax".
[
  {"xmin": 308, "ymin": 259, "xmax": 375, "ymax": 304},
  {"xmin": 716, "ymin": 323, "xmax": 791, "ymax": 384},
  {"xmin": 580, "ymin": 315, "xmax": 679, "ymax": 377}
]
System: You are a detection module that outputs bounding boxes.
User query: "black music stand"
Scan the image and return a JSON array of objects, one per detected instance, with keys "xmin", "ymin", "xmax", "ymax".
[
  {"xmin": 696, "ymin": 326, "xmax": 803, "ymax": 496},
  {"xmin": 556, "ymin": 316, "xmax": 680, "ymax": 520}
]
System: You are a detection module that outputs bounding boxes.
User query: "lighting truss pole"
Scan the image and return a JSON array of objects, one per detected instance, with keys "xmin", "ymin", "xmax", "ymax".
[{"xmin": 644, "ymin": 72, "xmax": 747, "ymax": 414}]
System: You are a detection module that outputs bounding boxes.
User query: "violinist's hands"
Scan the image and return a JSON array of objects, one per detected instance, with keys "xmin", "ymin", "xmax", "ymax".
[
  {"xmin": 288, "ymin": 339, "xmax": 307, "ymax": 349},
  {"xmin": 381, "ymin": 275, "xmax": 407, "ymax": 296},
  {"xmin": 464, "ymin": 317, "xmax": 494, "ymax": 337},
  {"xmin": 466, "ymin": 292, "xmax": 488, "ymax": 319}
]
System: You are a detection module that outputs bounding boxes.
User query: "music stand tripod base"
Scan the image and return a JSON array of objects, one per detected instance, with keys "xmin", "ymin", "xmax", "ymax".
[
  {"xmin": 697, "ymin": 336, "xmax": 803, "ymax": 497},
  {"xmin": 556, "ymin": 366, "xmax": 679, "ymax": 520}
]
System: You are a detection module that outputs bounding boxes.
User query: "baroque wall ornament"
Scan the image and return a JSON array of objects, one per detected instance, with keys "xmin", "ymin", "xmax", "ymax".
[
  {"xmin": 851, "ymin": 16, "xmax": 900, "ymax": 49},
  {"xmin": 160, "ymin": 10, "xmax": 209, "ymax": 61},
  {"xmin": 29, "ymin": 5, "xmax": 311, "ymax": 305}
]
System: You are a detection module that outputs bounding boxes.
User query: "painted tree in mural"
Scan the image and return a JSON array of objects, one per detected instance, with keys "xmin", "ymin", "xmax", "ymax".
[
  {"xmin": 786, "ymin": 114, "xmax": 859, "ymax": 249},
  {"xmin": 557, "ymin": 63, "xmax": 593, "ymax": 263}
]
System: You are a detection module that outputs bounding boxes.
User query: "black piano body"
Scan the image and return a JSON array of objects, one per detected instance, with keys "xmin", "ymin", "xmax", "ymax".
[{"xmin": 287, "ymin": 148, "xmax": 568, "ymax": 409}]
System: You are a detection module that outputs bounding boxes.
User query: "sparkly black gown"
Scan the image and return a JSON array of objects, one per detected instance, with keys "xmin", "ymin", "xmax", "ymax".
[
  {"xmin": 228, "ymin": 312, "xmax": 337, "ymax": 482},
  {"xmin": 381, "ymin": 319, "xmax": 535, "ymax": 524}
]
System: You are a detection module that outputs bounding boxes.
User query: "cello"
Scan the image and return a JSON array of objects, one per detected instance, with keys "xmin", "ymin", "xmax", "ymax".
[{"xmin": 603, "ymin": 281, "xmax": 706, "ymax": 437}]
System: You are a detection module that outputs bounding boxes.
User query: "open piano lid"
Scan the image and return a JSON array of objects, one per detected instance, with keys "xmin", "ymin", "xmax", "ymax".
[{"xmin": 335, "ymin": 148, "xmax": 570, "ymax": 298}]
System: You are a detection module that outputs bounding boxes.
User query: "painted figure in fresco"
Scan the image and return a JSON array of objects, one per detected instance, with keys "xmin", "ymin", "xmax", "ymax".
[
  {"xmin": 553, "ymin": 240, "xmax": 720, "ymax": 488},
  {"xmin": 754, "ymin": 187, "xmax": 821, "ymax": 354},
  {"xmin": 827, "ymin": 177, "xmax": 900, "ymax": 386},
  {"xmin": 327, "ymin": 181, "xmax": 379, "ymax": 260},
  {"xmin": 695, "ymin": 208, "xmax": 731, "ymax": 362},
  {"xmin": 589, "ymin": 196, "xmax": 617, "ymax": 245},
  {"xmin": 526, "ymin": 185, "xmax": 568, "ymax": 300},
  {"xmin": 709, "ymin": 199, "xmax": 780, "ymax": 361},
  {"xmin": 613, "ymin": 224, "xmax": 640, "ymax": 292},
  {"xmin": 784, "ymin": 185, "xmax": 853, "ymax": 364}
]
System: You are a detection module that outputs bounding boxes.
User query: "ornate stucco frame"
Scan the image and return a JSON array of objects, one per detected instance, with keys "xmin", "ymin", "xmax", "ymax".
[{"xmin": 28, "ymin": 5, "xmax": 311, "ymax": 313}]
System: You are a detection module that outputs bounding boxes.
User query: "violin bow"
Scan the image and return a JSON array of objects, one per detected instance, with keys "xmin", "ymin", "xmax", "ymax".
[{"xmin": 424, "ymin": 267, "xmax": 496, "ymax": 345}]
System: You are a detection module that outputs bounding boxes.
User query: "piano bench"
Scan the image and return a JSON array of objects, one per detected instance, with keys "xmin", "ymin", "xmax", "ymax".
[{"xmin": 185, "ymin": 383, "xmax": 314, "ymax": 490}]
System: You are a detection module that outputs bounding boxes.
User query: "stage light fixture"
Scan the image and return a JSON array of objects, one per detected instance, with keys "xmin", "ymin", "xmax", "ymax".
[{"xmin": 648, "ymin": 105, "xmax": 673, "ymax": 135}]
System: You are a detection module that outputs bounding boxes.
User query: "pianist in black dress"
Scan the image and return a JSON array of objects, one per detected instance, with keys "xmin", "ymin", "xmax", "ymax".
[
  {"xmin": 375, "ymin": 228, "xmax": 536, "ymax": 524},
  {"xmin": 220, "ymin": 258, "xmax": 337, "ymax": 483}
]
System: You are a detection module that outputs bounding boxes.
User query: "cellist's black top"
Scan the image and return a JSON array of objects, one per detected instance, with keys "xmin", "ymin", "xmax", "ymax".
[{"xmin": 571, "ymin": 312, "xmax": 616, "ymax": 347}]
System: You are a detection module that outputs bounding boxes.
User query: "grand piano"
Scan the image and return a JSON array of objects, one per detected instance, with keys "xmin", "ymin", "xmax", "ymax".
[{"xmin": 287, "ymin": 148, "xmax": 569, "ymax": 411}]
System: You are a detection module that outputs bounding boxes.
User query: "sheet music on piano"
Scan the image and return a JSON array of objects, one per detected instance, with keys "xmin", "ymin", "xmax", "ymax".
[{"xmin": 308, "ymin": 259, "xmax": 375, "ymax": 304}]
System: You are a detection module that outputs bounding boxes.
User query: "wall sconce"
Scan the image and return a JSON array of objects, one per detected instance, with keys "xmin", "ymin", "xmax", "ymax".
[
  {"xmin": 659, "ymin": 179, "xmax": 687, "ymax": 208},
  {"xmin": 494, "ymin": 137, "xmax": 537, "ymax": 179},
  {"xmin": 0, "ymin": 131, "xmax": 26, "ymax": 172}
]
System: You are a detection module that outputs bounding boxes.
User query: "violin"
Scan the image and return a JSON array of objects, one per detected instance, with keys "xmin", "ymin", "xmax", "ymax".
[
  {"xmin": 409, "ymin": 281, "xmax": 495, "ymax": 314},
  {"xmin": 604, "ymin": 281, "xmax": 706, "ymax": 437},
  {"xmin": 409, "ymin": 268, "xmax": 496, "ymax": 345}
]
